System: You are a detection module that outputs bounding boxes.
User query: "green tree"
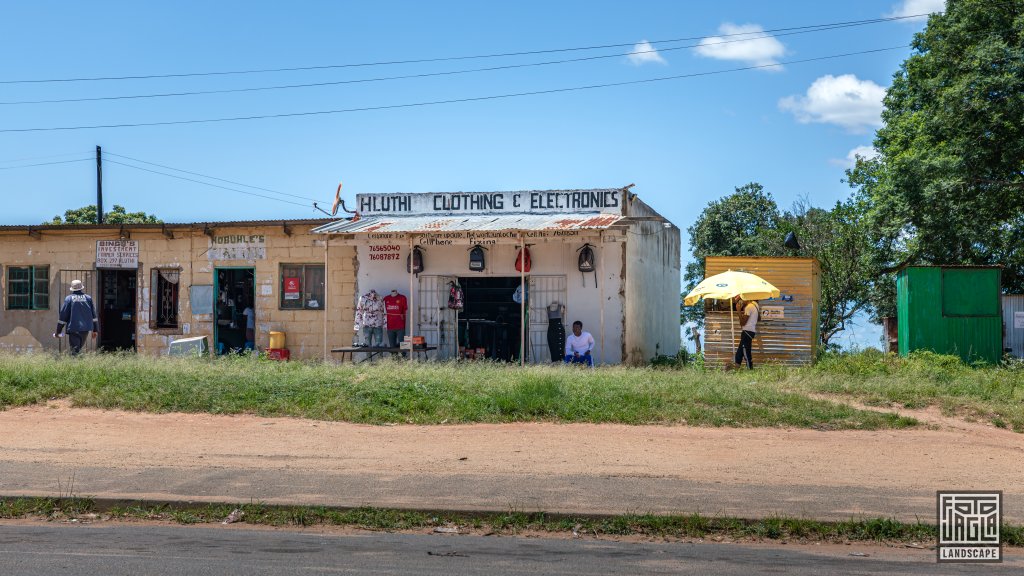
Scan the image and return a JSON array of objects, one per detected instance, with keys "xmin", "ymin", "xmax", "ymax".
[
  {"xmin": 848, "ymin": 0, "xmax": 1024, "ymax": 314},
  {"xmin": 777, "ymin": 199, "xmax": 875, "ymax": 348},
  {"xmin": 48, "ymin": 205, "xmax": 161, "ymax": 225},
  {"xmin": 681, "ymin": 183, "xmax": 784, "ymax": 329},
  {"xmin": 682, "ymin": 184, "xmax": 876, "ymax": 348}
]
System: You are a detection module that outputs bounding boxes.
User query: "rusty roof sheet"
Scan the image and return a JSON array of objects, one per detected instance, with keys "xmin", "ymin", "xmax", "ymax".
[{"xmin": 312, "ymin": 213, "xmax": 623, "ymax": 234}]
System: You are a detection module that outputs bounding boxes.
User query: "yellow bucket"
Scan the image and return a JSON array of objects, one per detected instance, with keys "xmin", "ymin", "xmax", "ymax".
[{"xmin": 269, "ymin": 331, "xmax": 286, "ymax": 349}]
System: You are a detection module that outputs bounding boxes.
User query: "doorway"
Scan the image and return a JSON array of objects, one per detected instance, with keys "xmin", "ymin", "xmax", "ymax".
[
  {"xmin": 457, "ymin": 276, "xmax": 524, "ymax": 362},
  {"xmin": 214, "ymin": 267, "xmax": 255, "ymax": 354},
  {"xmin": 98, "ymin": 269, "xmax": 137, "ymax": 351}
]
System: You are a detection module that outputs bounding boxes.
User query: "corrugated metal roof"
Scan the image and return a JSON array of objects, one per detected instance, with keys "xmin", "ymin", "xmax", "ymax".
[
  {"xmin": 312, "ymin": 213, "xmax": 623, "ymax": 234},
  {"xmin": 0, "ymin": 218, "xmax": 332, "ymax": 232}
]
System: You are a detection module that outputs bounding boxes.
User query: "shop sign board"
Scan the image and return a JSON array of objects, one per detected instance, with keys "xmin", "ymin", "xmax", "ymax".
[
  {"xmin": 1015, "ymin": 311, "xmax": 1024, "ymax": 329},
  {"xmin": 96, "ymin": 240, "xmax": 139, "ymax": 269},
  {"xmin": 361, "ymin": 231, "xmax": 582, "ymax": 247},
  {"xmin": 356, "ymin": 189, "xmax": 623, "ymax": 216},
  {"xmin": 208, "ymin": 234, "xmax": 266, "ymax": 260},
  {"xmin": 761, "ymin": 306, "xmax": 785, "ymax": 320}
]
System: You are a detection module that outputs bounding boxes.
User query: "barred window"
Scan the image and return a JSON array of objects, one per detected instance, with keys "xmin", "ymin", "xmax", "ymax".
[
  {"xmin": 280, "ymin": 264, "xmax": 325, "ymax": 310},
  {"xmin": 150, "ymin": 268, "xmax": 180, "ymax": 329},
  {"xmin": 7, "ymin": 265, "xmax": 49, "ymax": 310}
]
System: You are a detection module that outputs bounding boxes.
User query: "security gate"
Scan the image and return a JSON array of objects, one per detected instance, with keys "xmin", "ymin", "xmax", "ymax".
[
  {"xmin": 57, "ymin": 269, "xmax": 98, "ymax": 353},
  {"xmin": 416, "ymin": 275, "xmax": 458, "ymax": 360},
  {"xmin": 528, "ymin": 275, "xmax": 567, "ymax": 364}
]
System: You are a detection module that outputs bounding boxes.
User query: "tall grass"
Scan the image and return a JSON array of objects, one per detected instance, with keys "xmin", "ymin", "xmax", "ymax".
[{"xmin": 0, "ymin": 352, "xmax": 919, "ymax": 430}]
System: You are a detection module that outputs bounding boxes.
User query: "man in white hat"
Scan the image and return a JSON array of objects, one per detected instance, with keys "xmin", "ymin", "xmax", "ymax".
[{"xmin": 53, "ymin": 279, "xmax": 98, "ymax": 355}]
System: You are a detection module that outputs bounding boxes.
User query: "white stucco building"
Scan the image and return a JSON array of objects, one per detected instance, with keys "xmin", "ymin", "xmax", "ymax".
[{"xmin": 314, "ymin": 186, "xmax": 679, "ymax": 365}]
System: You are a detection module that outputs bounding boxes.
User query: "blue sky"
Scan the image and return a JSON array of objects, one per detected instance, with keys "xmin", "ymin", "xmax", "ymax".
[{"xmin": 0, "ymin": 0, "xmax": 945, "ymax": 347}]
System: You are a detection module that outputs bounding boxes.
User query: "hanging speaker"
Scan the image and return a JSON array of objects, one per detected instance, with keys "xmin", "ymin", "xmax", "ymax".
[{"xmin": 784, "ymin": 231, "xmax": 801, "ymax": 250}]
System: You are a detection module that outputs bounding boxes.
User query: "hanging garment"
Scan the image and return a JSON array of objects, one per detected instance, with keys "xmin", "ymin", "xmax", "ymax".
[
  {"xmin": 447, "ymin": 282, "xmax": 464, "ymax": 310},
  {"xmin": 547, "ymin": 318, "xmax": 565, "ymax": 363},
  {"xmin": 515, "ymin": 247, "xmax": 532, "ymax": 273}
]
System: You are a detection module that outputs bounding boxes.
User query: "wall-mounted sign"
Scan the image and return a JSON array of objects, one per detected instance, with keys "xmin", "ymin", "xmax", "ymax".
[
  {"xmin": 356, "ymin": 189, "xmax": 623, "ymax": 216},
  {"xmin": 368, "ymin": 244, "xmax": 402, "ymax": 261},
  {"xmin": 96, "ymin": 240, "xmax": 139, "ymax": 269},
  {"xmin": 761, "ymin": 306, "xmax": 785, "ymax": 320},
  {"xmin": 208, "ymin": 234, "xmax": 266, "ymax": 261},
  {"xmin": 1015, "ymin": 311, "xmax": 1024, "ymax": 329},
  {"xmin": 283, "ymin": 277, "xmax": 301, "ymax": 300}
]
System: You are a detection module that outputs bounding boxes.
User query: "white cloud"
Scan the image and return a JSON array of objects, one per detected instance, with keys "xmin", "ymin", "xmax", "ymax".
[
  {"xmin": 779, "ymin": 74, "xmax": 886, "ymax": 133},
  {"xmin": 626, "ymin": 41, "xmax": 666, "ymax": 65},
  {"xmin": 694, "ymin": 23, "xmax": 786, "ymax": 70},
  {"xmin": 830, "ymin": 145, "xmax": 880, "ymax": 167},
  {"xmin": 887, "ymin": 0, "xmax": 946, "ymax": 21}
]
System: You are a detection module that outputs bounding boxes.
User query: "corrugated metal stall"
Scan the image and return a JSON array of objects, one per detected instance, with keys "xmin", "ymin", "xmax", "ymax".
[
  {"xmin": 896, "ymin": 266, "xmax": 1003, "ymax": 363},
  {"xmin": 1002, "ymin": 295, "xmax": 1024, "ymax": 358},
  {"xmin": 703, "ymin": 257, "xmax": 820, "ymax": 368}
]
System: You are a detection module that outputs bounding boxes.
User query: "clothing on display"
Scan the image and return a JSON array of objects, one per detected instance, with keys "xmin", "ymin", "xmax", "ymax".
[
  {"xmin": 384, "ymin": 291, "xmax": 407, "ymax": 330},
  {"xmin": 384, "ymin": 290, "xmax": 408, "ymax": 349},
  {"xmin": 448, "ymin": 282, "xmax": 464, "ymax": 310},
  {"xmin": 355, "ymin": 289, "xmax": 386, "ymax": 346},
  {"xmin": 546, "ymin": 302, "xmax": 565, "ymax": 363}
]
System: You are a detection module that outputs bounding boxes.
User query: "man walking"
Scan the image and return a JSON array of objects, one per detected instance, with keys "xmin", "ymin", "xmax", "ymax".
[
  {"xmin": 53, "ymin": 279, "xmax": 98, "ymax": 355},
  {"xmin": 734, "ymin": 296, "xmax": 760, "ymax": 369}
]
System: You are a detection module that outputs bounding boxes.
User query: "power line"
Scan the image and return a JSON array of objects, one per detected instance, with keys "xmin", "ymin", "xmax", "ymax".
[
  {"xmin": 0, "ymin": 158, "xmax": 93, "ymax": 170},
  {"xmin": 103, "ymin": 151, "xmax": 320, "ymax": 202},
  {"xmin": 0, "ymin": 46, "xmax": 909, "ymax": 134},
  {"xmin": 0, "ymin": 14, "xmax": 925, "ymax": 85},
  {"xmin": 102, "ymin": 159, "xmax": 313, "ymax": 208},
  {"xmin": 0, "ymin": 151, "xmax": 90, "ymax": 164},
  {"xmin": 0, "ymin": 20, "xmax": 893, "ymax": 106}
]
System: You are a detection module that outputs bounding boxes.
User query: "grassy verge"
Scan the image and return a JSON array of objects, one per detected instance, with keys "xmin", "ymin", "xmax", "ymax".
[
  {"xmin": 1, "ymin": 350, "xmax": 1020, "ymax": 430},
  {"xmin": 797, "ymin": 350, "xmax": 1024, "ymax": 431},
  {"xmin": 0, "ymin": 352, "xmax": 918, "ymax": 430},
  {"xmin": 1, "ymin": 497, "xmax": 1020, "ymax": 546}
]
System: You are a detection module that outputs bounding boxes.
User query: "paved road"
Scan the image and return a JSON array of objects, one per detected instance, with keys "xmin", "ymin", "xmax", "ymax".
[
  {"xmin": 0, "ymin": 525, "xmax": 1020, "ymax": 576},
  {"xmin": 0, "ymin": 461, "xmax": 970, "ymax": 521}
]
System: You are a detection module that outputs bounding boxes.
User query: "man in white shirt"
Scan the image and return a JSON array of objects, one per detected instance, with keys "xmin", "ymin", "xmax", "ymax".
[
  {"xmin": 564, "ymin": 320, "xmax": 595, "ymax": 366},
  {"xmin": 733, "ymin": 297, "xmax": 760, "ymax": 369}
]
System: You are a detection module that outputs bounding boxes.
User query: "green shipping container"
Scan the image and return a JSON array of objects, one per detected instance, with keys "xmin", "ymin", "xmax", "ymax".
[{"xmin": 896, "ymin": 266, "xmax": 1002, "ymax": 363}]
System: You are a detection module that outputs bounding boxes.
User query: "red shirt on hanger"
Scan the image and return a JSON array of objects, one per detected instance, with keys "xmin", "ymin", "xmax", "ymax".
[{"xmin": 384, "ymin": 293, "xmax": 407, "ymax": 330}]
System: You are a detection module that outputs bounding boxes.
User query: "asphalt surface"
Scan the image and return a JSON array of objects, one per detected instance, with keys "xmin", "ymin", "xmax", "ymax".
[
  {"xmin": 0, "ymin": 461, "xmax": 971, "ymax": 521},
  {"xmin": 1, "ymin": 525, "xmax": 1020, "ymax": 576}
]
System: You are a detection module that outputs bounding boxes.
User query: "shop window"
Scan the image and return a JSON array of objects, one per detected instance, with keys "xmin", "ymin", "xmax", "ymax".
[
  {"xmin": 7, "ymin": 265, "xmax": 49, "ymax": 310},
  {"xmin": 280, "ymin": 264, "xmax": 325, "ymax": 310},
  {"xmin": 150, "ymin": 268, "xmax": 180, "ymax": 329}
]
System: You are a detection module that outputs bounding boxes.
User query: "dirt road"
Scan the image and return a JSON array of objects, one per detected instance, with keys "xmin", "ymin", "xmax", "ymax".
[{"xmin": 1, "ymin": 401, "xmax": 1021, "ymax": 521}]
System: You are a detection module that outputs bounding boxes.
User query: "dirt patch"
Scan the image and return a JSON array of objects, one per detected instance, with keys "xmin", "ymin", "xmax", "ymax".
[{"xmin": 2, "ymin": 401, "xmax": 1022, "ymax": 493}]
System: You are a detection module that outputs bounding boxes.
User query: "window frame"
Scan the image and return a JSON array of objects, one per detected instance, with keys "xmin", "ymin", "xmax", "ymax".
[
  {"xmin": 149, "ymin": 267, "xmax": 181, "ymax": 330},
  {"xmin": 6, "ymin": 265, "xmax": 49, "ymax": 310},
  {"xmin": 279, "ymin": 263, "xmax": 325, "ymax": 311}
]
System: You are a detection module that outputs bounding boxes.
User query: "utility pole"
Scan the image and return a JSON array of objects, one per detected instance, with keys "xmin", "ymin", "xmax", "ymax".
[{"xmin": 96, "ymin": 145, "xmax": 103, "ymax": 224}]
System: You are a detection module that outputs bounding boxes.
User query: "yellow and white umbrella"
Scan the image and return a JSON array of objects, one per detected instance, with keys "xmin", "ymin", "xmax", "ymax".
[{"xmin": 684, "ymin": 270, "xmax": 780, "ymax": 350}]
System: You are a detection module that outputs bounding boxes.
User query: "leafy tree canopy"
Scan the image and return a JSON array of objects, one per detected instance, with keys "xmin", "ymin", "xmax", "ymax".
[
  {"xmin": 48, "ymin": 205, "xmax": 162, "ymax": 225},
  {"xmin": 682, "ymin": 183, "xmax": 875, "ymax": 348},
  {"xmin": 848, "ymin": 0, "xmax": 1024, "ymax": 312}
]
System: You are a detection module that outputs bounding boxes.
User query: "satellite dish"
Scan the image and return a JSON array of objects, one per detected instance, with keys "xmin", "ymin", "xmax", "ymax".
[
  {"xmin": 331, "ymin": 182, "xmax": 343, "ymax": 216},
  {"xmin": 784, "ymin": 231, "xmax": 801, "ymax": 250}
]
